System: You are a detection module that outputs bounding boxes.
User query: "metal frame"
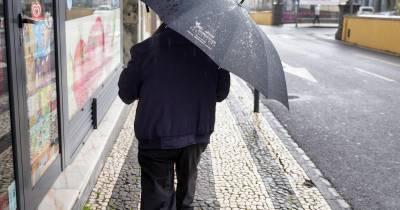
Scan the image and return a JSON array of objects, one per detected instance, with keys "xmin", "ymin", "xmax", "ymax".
[
  {"xmin": 12, "ymin": 1, "xmax": 61, "ymax": 209},
  {"xmin": 4, "ymin": 0, "xmax": 26, "ymax": 209},
  {"xmin": 2, "ymin": 0, "xmax": 124, "ymax": 208},
  {"xmin": 54, "ymin": 0, "xmax": 67, "ymax": 171},
  {"xmin": 3, "ymin": 0, "xmax": 64, "ymax": 209}
]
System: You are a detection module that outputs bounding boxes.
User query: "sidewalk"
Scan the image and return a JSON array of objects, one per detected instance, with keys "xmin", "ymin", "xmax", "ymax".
[{"xmin": 85, "ymin": 76, "xmax": 347, "ymax": 210}]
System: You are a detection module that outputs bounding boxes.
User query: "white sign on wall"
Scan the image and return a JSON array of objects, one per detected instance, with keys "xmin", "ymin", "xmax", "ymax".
[
  {"xmin": 300, "ymin": 0, "xmax": 339, "ymax": 5},
  {"xmin": 67, "ymin": 0, "xmax": 72, "ymax": 10}
]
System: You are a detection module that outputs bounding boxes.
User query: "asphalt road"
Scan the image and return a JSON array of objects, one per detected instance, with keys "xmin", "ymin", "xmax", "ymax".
[{"xmin": 259, "ymin": 24, "xmax": 400, "ymax": 210}]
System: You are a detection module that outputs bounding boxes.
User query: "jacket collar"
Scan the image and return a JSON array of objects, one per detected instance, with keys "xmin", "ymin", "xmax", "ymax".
[{"xmin": 153, "ymin": 27, "xmax": 192, "ymax": 48}]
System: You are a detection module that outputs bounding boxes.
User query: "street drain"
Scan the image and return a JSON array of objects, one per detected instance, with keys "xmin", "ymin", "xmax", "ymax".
[{"xmin": 303, "ymin": 179, "xmax": 316, "ymax": 188}]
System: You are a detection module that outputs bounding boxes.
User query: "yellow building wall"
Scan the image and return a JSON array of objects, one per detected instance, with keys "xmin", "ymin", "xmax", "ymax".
[
  {"xmin": 342, "ymin": 16, "xmax": 400, "ymax": 55},
  {"xmin": 249, "ymin": 11, "xmax": 273, "ymax": 25}
]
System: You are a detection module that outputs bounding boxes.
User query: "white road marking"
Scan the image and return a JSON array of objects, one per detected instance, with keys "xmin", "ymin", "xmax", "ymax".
[
  {"xmin": 279, "ymin": 34, "xmax": 295, "ymax": 39},
  {"xmin": 357, "ymin": 54, "xmax": 400, "ymax": 68},
  {"xmin": 314, "ymin": 33, "xmax": 335, "ymax": 40},
  {"xmin": 306, "ymin": 52, "xmax": 321, "ymax": 59},
  {"xmin": 354, "ymin": 67, "xmax": 396, "ymax": 82},
  {"xmin": 282, "ymin": 62, "xmax": 318, "ymax": 83}
]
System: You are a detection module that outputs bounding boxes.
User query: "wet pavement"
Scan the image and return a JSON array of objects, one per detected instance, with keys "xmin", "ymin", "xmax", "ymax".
[
  {"xmin": 0, "ymin": 147, "xmax": 14, "ymax": 203},
  {"xmin": 261, "ymin": 24, "xmax": 400, "ymax": 209},
  {"xmin": 85, "ymin": 76, "xmax": 342, "ymax": 210}
]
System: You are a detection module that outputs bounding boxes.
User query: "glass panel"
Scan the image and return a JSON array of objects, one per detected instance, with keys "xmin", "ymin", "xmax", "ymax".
[
  {"xmin": 0, "ymin": 1, "xmax": 17, "ymax": 209},
  {"xmin": 65, "ymin": 0, "xmax": 122, "ymax": 118},
  {"xmin": 21, "ymin": 0, "xmax": 59, "ymax": 186}
]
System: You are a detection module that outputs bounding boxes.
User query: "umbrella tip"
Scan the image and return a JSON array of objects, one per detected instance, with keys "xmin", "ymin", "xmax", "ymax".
[{"xmin": 239, "ymin": 0, "xmax": 245, "ymax": 6}]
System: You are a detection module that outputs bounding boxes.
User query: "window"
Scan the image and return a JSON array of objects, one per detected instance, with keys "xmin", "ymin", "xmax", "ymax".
[
  {"xmin": 65, "ymin": 0, "xmax": 122, "ymax": 118},
  {"xmin": 0, "ymin": 1, "xmax": 16, "ymax": 209},
  {"xmin": 21, "ymin": 0, "xmax": 59, "ymax": 186}
]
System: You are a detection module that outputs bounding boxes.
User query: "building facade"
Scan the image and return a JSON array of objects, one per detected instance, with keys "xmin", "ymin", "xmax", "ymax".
[
  {"xmin": 283, "ymin": 1, "xmax": 341, "ymax": 23},
  {"xmin": 360, "ymin": 0, "xmax": 399, "ymax": 14}
]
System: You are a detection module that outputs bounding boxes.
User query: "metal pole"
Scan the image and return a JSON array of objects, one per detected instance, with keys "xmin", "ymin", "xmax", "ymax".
[
  {"xmin": 295, "ymin": 0, "xmax": 299, "ymax": 27},
  {"xmin": 254, "ymin": 89, "xmax": 260, "ymax": 113},
  {"xmin": 350, "ymin": 0, "xmax": 354, "ymax": 14}
]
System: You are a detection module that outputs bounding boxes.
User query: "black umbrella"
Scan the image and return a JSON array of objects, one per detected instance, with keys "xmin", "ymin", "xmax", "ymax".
[{"xmin": 143, "ymin": 0, "xmax": 289, "ymax": 108}]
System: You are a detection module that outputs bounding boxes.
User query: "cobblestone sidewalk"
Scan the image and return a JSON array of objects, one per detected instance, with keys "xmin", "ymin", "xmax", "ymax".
[{"xmin": 85, "ymin": 76, "xmax": 339, "ymax": 210}]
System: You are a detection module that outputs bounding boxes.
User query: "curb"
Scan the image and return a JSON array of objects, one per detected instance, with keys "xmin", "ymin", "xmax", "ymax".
[{"xmin": 259, "ymin": 104, "xmax": 351, "ymax": 210}]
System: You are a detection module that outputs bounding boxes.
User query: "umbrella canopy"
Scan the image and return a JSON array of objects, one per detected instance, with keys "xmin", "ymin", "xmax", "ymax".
[{"xmin": 142, "ymin": 0, "xmax": 289, "ymax": 108}]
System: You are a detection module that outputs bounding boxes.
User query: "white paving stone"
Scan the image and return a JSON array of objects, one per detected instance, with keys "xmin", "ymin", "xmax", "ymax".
[
  {"xmin": 87, "ymin": 104, "xmax": 139, "ymax": 210},
  {"xmin": 210, "ymin": 102, "xmax": 275, "ymax": 210},
  {"xmin": 230, "ymin": 76, "xmax": 332, "ymax": 210}
]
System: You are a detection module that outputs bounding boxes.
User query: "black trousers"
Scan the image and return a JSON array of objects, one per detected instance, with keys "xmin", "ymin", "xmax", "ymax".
[
  {"xmin": 138, "ymin": 144, "xmax": 207, "ymax": 210},
  {"xmin": 313, "ymin": 15, "xmax": 320, "ymax": 24}
]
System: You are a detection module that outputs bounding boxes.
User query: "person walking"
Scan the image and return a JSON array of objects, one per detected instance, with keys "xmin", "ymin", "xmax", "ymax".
[
  {"xmin": 313, "ymin": 4, "xmax": 321, "ymax": 24},
  {"xmin": 118, "ymin": 23, "xmax": 230, "ymax": 210}
]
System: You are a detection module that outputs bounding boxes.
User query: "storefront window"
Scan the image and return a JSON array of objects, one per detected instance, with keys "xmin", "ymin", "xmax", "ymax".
[
  {"xmin": 0, "ymin": 1, "xmax": 17, "ymax": 209},
  {"xmin": 65, "ymin": 0, "xmax": 122, "ymax": 118},
  {"xmin": 21, "ymin": 0, "xmax": 59, "ymax": 186}
]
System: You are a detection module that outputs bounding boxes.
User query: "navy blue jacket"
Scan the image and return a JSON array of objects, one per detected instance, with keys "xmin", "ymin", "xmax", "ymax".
[{"xmin": 118, "ymin": 27, "xmax": 230, "ymax": 149}]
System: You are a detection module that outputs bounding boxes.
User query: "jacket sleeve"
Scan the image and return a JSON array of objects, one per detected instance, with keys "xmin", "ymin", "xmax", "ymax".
[
  {"xmin": 118, "ymin": 47, "xmax": 143, "ymax": 104},
  {"xmin": 216, "ymin": 68, "xmax": 230, "ymax": 102}
]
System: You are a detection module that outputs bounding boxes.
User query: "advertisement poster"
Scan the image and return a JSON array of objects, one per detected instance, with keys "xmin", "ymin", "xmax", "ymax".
[
  {"xmin": 7, "ymin": 182, "xmax": 16, "ymax": 210},
  {"xmin": 66, "ymin": 8, "xmax": 121, "ymax": 118},
  {"xmin": 0, "ymin": 194, "xmax": 7, "ymax": 210},
  {"xmin": 0, "ymin": 147, "xmax": 15, "ymax": 210},
  {"xmin": 0, "ymin": 181, "xmax": 15, "ymax": 210},
  {"xmin": 23, "ymin": 13, "xmax": 59, "ymax": 186}
]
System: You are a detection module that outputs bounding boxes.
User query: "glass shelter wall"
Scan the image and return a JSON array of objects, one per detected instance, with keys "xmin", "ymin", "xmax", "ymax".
[
  {"xmin": 0, "ymin": 0, "xmax": 16, "ymax": 208},
  {"xmin": 65, "ymin": 0, "xmax": 122, "ymax": 119},
  {"xmin": 0, "ymin": 0, "xmax": 125, "ymax": 208},
  {"xmin": 20, "ymin": 0, "xmax": 59, "ymax": 187}
]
